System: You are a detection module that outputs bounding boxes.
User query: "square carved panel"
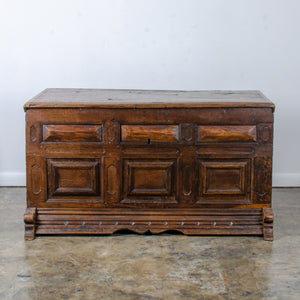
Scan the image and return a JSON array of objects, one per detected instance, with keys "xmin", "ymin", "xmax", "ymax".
[
  {"xmin": 47, "ymin": 159, "xmax": 100, "ymax": 199},
  {"xmin": 197, "ymin": 159, "xmax": 251, "ymax": 204},
  {"xmin": 122, "ymin": 159, "xmax": 178, "ymax": 203}
]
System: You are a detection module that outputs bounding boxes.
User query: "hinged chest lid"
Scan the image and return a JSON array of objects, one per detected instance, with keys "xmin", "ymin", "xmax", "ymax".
[{"xmin": 24, "ymin": 88, "xmax": 275, "ymax": 111}]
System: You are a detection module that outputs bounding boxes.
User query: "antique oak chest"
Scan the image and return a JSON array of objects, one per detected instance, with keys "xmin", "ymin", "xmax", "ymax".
[{"xmin": 24, "ymin": 89, "xmax": 275, "ymax": 240}]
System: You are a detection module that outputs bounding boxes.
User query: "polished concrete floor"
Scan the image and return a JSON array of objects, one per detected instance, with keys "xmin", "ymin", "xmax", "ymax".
[{"xmin": 0, "ymin": 188, "xmax": 299, "ymax": 300}]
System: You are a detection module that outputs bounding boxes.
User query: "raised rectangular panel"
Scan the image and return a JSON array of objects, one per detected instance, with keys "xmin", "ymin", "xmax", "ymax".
[
  {"xmin": 43, "ymin": 124, "xmax": 102, "ymax": 142},
  {"xmin": 197, "ymin": 125, "xmax": 256, "ymax": 143},
  {"xmin": 47, "ymin": 159, "xmax": 100, "ymax": 199},
  {"xmin": 122, "ymin": 159, "xmax": 178, "ymax": 203},
  {"xmin": 203, "ymin": 162, "xmax": 246, "ymax": 195},
  {"xmin": 197, "ymin": 159, "xmax": 251, "ymax": 203},
  {"xmin": 121, "ymin": 125, "xmax": 179, "ymax": 143}
]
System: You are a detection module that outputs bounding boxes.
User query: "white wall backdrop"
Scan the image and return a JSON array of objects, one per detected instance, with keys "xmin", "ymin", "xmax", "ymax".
[{"xmin": 0, "ymin": 0, "xmax": 299, "ymax": 186}]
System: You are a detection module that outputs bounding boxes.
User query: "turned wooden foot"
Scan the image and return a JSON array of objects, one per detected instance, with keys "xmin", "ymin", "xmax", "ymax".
[
  {"xmin": 263, "ymin": 208, "xmax": 274, "ymax": 241},
  {"xmin": 24, "ymin": 208, "xmax": 37, "ymax": 240}
]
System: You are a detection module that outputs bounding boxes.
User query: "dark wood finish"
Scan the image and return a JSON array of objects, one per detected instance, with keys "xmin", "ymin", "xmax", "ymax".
[
  {"xmin": 197, "ymin": 159, "xmax": 251, "ymax": 204},
  {"xmin": 24, "ymin": 89, "xmax": 275, "ymax": 240},
  {"xmin": 47, "ymin": 159, "xmax": 101, "ymax": 198},
  {"xmin": 24, "ymin": 208, "xmax": 37, "ymax": 240},
  {"xmin": 121, "ymin": 159, "xmax": 177, "ymax": 203},
  {"xmin": 34, "ymin": 208, "xmax": 264, "ymax": 236},
  {"xmin": 197, "ymin": 125, "xmax": 257, "ymax": 142},
  {"xmin": 24, "ymin": 89, "xmax": 275, "ymax": 110},
  {"xmin": 263, "ymin": 207, "xmax": 274, "ymax": 241},
  {"xmin": 121, "ymin": 125, "xmax": 179, "ymax": 143},
  {"xmin": 43, "ymin": 124, "xmax": 102, "ymax": 142}
]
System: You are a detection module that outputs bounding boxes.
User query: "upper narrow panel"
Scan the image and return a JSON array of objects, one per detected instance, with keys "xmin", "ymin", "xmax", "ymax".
[
  {"xmin": 43, "ymin": 124, "xmax": 102, "ymax": 142},
  {"xmin": 121, "ymin": 125, "xmax": 179, "ymax": 143},
  {"xmin": 197, "ymin": 125, "xmax": 257, "ymax": 143}
]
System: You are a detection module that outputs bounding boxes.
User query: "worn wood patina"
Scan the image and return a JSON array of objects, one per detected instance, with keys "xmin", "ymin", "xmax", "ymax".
[{"xmin": 24, "ymin": 89, "xmax": 275, "ymax": 240}]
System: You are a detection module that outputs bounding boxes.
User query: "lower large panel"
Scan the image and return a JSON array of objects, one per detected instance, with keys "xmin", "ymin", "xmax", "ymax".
[
  {"xmin": 46, "ymin": 158, "xmax": 102, "ymax": 203},
  {"xmin": 197, "ymin": 158, "xmax": 251, "ymax": 205},
  {"xmin": 121, "ymin": 158, "xmax": 178, "ymax": 204},
  {"xmin": 24, "ymin": 207, "xmax": 274, "ymax": 241}
]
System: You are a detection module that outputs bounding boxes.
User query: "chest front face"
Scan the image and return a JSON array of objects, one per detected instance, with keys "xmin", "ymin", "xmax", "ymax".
[
  {"xmin": 26, "ymin": 106, "xmax": 273, "ymax": 208},
  {"xmin": 23, "ymin": 89, "xmax": 275, "ymax": 240}
]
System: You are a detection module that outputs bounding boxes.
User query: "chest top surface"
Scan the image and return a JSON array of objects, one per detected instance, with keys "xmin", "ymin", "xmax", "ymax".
[{"xmin": 24, "ymin": 88, "xmax": 275, "ymax": 111}]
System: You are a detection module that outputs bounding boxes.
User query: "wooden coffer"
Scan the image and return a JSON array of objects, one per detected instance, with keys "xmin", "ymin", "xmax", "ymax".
[{"xmin": 24, "ymin": 89, "xmax": 275, "ymax": 240}]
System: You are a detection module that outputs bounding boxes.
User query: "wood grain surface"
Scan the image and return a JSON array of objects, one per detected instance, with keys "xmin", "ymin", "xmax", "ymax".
[
  {"xmin": 24, "ymin": 89, "xmax": 275, "ymax": 240},
  {"xmin": 43, "ymin": 124, "xmax": 102, "ymax": 142},
  {"xmin": 197, "ymin": 125, "xmax": 257, "ymax": 142},
  {"xmin": 24, "ymin": 89, "xmax": 275, "ymax": 110},
  {"xmin": 121, "ymin": 125, "xmax": 179, "ymax": 143}
]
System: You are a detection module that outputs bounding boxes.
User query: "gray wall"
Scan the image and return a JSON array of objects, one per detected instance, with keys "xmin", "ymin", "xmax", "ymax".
[{"xmin": 0, "ymin": 0, "xmax": 299, "ymax": 186}]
